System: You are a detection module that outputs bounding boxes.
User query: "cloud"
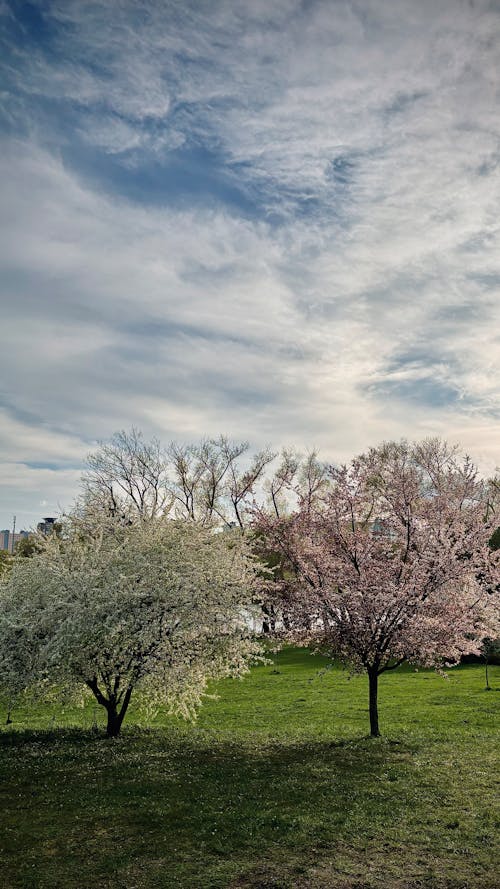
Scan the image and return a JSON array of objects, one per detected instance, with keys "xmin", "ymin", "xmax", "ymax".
[{"xmin": 0, "ymin": 0, "xmax": 499, "ymax": 526}]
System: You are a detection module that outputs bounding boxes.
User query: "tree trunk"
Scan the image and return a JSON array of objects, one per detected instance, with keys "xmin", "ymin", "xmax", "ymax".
[
  {"xmin": 261, "ymin": 604, "xmax": 271, "ymax": 635},
  {"xmin": 261, "ymin": 603, "xmax": 277, "ymax": 635},
  {"xmin": 85, "ymin": 678, "xmax": 133, "ymax": 738},
  {"xmin": 368, "ymin": 668, "xmax": 380, "ymax": 737},
  {"xmin": 105, "ymin": 687, "xmax": 133, "ymax": 738},
  {"xmin": 106, "ymin": 702, "xmax": 124, "ymax": 738}
]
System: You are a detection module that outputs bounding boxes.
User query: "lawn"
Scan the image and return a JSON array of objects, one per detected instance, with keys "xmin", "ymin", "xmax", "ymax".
[{"xmin": 0, "ymin": 648, "xmax": 499, "ymax": 889}]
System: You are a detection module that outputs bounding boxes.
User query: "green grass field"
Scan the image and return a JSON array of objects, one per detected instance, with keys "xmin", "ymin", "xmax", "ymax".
[{"xmin": 0, "ymin": 648, "xmax": 499, "ymax": 889}]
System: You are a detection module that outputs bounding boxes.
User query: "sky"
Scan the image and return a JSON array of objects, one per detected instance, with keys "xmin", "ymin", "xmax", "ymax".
[{"xmin": 1, "ymin": 0, "xmax": 499, "ymax": 530}]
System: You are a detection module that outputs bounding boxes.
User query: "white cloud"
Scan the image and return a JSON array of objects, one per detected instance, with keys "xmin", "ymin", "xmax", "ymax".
[{"xmin": 1, "ymin": 0, "xmax": 499, "ymax": 526}]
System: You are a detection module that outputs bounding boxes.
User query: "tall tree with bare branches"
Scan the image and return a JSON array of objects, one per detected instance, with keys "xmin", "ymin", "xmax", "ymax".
[{"xmin": 84, "ymin": 428, "xmax": 170, "ymax": 518}]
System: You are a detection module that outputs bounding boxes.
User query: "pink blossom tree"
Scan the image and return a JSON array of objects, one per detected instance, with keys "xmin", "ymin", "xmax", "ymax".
[{"xmin": 256, "ymin": 440, "xmax": 499, "ymax": 737}]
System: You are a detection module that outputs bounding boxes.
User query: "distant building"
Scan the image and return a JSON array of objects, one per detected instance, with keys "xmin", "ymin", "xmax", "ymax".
[
  {"xmin": 1, "ymin": 516, "xmax": 60, "ymax": 553},
  {"xmin": 37, "ymin": 517, "xmax": 57, "ymax": 535},
  {"xmin": 0, "ymin": 529, "xmax": 29, "ymax": 553}
]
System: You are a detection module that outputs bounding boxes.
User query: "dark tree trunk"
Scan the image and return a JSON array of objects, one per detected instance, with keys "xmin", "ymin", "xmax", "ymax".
[
  {"xmin": 104, "ymin": 687, "xmax": 133, "ymax": 738},
  {"xmin": 368, "ymin": 668, "xmax": 380, "ymax": 737},
  {"xmin": 261, "ymin": 606, "xmax": 271, "ymax": 635},
  {"xmin": 261, "ymin": 603, "xmax": 276, "ymax": 635},
  {"xmin": 106, "ymin": 703, "xmax": 124, "ymax": 738},
  {"xmin": 85, "ymin": 678, "xmax": 133, "ymax": 738}
]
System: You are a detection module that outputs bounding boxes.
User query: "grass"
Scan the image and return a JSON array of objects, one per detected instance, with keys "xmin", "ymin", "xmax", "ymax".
[{"xmin": 0, "ymin": 648, "xmax": 499, "ymax": 889}]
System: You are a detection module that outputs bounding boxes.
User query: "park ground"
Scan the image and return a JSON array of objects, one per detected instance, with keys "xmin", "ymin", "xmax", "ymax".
[{"xmin": 0, "ymin": 648, "xmax": 499, "ymax": 889}]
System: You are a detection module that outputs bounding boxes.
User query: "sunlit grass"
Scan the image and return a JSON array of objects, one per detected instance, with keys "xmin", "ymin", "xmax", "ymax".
[{"xmin": 0, "ymin": 648, "xmax": 499, "ymax": 888}]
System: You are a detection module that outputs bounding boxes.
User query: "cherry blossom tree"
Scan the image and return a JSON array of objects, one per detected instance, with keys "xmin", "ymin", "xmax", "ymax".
[
  {"xmin": 0, "ymin": 508, "xmax": 261, "ymax": 736},
  {"xmin": 256, "ymin": 439, "xmax": 500, "ymax": 736}
]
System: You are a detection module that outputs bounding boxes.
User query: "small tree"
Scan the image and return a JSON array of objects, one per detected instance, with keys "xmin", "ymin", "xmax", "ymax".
[
  {"xmin": 256, "ymin": 439, "xmax": 499, "ymax": 737},
  {"xmin": 481, "ymin": 638, "xmax": 500, "ymax": 690},
  {"xmin": 0, "ymin": 508, "xmax": 261, "ymax": 736}
]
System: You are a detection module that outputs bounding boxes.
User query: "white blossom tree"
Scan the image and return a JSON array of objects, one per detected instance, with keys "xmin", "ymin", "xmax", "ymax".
[
  {"xmin": 0, "ymin": 508, "xmax": 262, "ymax": 736},
  {"xmin": 0, "ymin": 608, "xmax": 42, "ymax": 724}
]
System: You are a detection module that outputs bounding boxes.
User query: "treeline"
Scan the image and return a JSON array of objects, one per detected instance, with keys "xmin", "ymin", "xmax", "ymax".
[
  {"xmin": 0, "ymin": 431, "xmax": 498, "ymax": 738},
  {"xmin": 81, "ymin": 428, "xmax": 327, "ymax": 527}
]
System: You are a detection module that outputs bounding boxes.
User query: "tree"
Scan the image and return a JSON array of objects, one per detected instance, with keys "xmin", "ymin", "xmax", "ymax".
[
  {"xmin": 481, "ymin": 637, "xmax": 500, "ymax": 690},
  {"xmin": 168, "ymin": 435, "xmax": 275, "ymax": 527},
  {"xmin": 478, "ymin": 489, "xmax": 500, "ymax": 689},
  {"xmin": 84, "ymin": 429, "xmax": 276, "ymax": 529},
  {"xmin": 83, "ymin": 428, "xmax": 170, "ymax": 518},
  {"xmin": 266, "ymin": 449, "xmax": 328, "ymax": 519},
  {"xmin": 0, "ymin": 603, "xmax": 43, "ymax": 724},
  {"xmin": 256, "ymin": 439, "xmax": 500, "ymax": 737},
  {"xmin": 15, "ymin": 524, "xmax": 62, "ymax": 558},
  {"xmin": 14, "ymin": 535, "xmax": 42, "ymax": 558},
  {"xmin": 0, "ymin": 508, "xmax": 261, "ymax": 736},
  {"xmin": 84, "ymin": 429, "xmax": 279, "ymax": 637}
]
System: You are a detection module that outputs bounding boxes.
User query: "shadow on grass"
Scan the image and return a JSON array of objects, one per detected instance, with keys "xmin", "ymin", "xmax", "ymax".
[{"xmin": 0, "ymin": 726, "xmax": 414, "ymax": 889}]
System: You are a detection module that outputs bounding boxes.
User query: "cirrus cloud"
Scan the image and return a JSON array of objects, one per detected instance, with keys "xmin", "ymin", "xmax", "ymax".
[{"xmin": 0, "ymin": 0, "xmax": 499, "ymax": 528}]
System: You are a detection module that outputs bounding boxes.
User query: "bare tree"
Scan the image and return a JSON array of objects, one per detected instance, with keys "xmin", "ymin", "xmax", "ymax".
[
  {"xmin": 83, "ymin": 428, "xmax": 170, "ymax": 519},
  {"xmin": 268, "ymin": 449, "xmax": 300, "ymax": 519},
  {"xmin": 167, "ymin": 442, "xmax": 206, "ymax": 522},
  {"xmin": 168, "ymin": 435, "xmax": 275, "ymax": 527},
  {"xmin": 221, "ymin": 437, "xmax": 276, "ymax": 529},
  {"xmin": 84, "ymin": 426, "xmax": 331, "ymax": 530},
  {"xmin": 196, "ymin": 437, "xmax": 249, "ymax": 525},
  {"xmin": 265, "ymin": 449, "xmax": 327, "ymax": 518}
]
